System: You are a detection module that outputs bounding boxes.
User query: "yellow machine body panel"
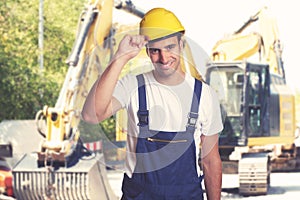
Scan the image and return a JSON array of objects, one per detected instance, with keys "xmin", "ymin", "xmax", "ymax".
[{"xmin": 279, "ymin": 94, "xmax": 296, "ymax": 137}]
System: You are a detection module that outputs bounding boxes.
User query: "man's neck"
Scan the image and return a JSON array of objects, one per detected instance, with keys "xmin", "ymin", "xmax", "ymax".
[{"xmin": 152, "ymin": 69, "xmax": 185, "ymax": 86}]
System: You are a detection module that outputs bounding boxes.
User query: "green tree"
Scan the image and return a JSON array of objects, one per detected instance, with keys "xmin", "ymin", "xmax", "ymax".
[
  {"xmin": 0, "ymin": 0, "xmax": 117, "ymax": 141},
  {"xmin": 0, "ymin": 0, "xmax": 84, "ymax": 120}
]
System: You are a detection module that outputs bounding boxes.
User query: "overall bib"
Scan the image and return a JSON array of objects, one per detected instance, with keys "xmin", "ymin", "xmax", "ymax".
[{"xmin": 121, "ymin": 74, "xmax": 204, "ymax": 200}]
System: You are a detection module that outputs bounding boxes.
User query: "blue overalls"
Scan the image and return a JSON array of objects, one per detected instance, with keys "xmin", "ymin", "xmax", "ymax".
[{"xmin": 121, "ymin": 74, "xmax": 204, "ymax": 200}]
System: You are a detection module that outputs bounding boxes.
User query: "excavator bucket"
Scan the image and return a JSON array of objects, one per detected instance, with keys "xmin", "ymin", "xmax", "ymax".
[{"xmin": 12, "ymin": 152, "xmax": 118, "ymax": 200}]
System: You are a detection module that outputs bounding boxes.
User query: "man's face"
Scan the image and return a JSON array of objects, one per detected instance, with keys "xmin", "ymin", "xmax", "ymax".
[{"xmin": 147, "ymin": 35, "xmax": 182, "ymax": 79}]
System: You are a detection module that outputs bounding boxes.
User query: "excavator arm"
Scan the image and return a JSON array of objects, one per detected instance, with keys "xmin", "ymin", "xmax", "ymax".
[
  {"xmin": 35, "ymin": 0, "xmax": 115, "ymax": 165},
  {"xmin": 211, "ymin": 7, "xmax": 285, "ymax": 79},
  {"xmin": 35, "ymin": 0, "xmax": 146, "ymax": 165},
  {"xmin": 12, "ymin": 1, "xmax": 145, "ymax": 199}
]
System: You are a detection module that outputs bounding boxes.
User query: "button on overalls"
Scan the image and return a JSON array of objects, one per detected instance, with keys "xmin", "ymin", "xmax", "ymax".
[{"xmin": 121, "ymin": 74, "xmax": 204, "ymax": 200}]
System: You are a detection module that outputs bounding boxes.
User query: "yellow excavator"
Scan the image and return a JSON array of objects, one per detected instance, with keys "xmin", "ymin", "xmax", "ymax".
[
  {"xmin": 204, "ymin": 7, "xmax": 300, "ymax": 195},
  {"xmin": 11, "ymin": 0, "xmax": 202, "ymax": 199},
  {"xmin": 11, "ymin": 0, "xmax": 143, "ymax": 199}
]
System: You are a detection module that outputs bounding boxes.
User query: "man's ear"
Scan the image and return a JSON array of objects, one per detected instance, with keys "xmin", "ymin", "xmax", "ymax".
[
  {"xmin": 179, "ymin": 38, "xmax": 184, "ymax": 50},
  {"xmin": 146, "ymin": 48, "xmax": 150, "ymax": 56}
]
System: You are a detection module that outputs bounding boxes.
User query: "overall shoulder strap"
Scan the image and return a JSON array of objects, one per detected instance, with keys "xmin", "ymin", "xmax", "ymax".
[
  {"xmin": 136, "ymin": 74, "xmax": 149, "ymax": 127},
  {"xmin": 186, "ymin": 79, "xmax": 202, "ymax": 133}
]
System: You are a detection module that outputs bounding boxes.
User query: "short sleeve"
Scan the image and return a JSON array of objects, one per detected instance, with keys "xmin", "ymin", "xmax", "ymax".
[
  {"xmin": 198, "ymin": 83, "xmax": 224, "ymax": 136},
  {"xmin": 113, "ymin": 74, "xmax": 138, "ymax": 109}
]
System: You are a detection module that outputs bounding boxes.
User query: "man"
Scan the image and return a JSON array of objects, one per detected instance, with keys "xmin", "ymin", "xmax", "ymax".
[{"xmin": 82, "ymin": 7, "xmax": 223, "ymax": 200}]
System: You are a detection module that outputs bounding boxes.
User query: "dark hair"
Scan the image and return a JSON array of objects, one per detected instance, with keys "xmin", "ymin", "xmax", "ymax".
[{"xmin": 147, "ymin": 31, "xmax": 183, "ymax": 44}]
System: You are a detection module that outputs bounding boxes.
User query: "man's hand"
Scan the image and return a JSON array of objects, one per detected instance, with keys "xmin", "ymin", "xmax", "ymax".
[
  {"xmin": 201, "ymin": 134, "xmax": 222, "ymax": 200},
  {"xmin": 115, "ymin": 34, "xmax": 149, "ymax": 60}
]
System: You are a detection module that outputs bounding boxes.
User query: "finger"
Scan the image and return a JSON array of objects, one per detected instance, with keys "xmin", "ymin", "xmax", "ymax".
[
  {"xmin": 129, "ymin": 36, "xmax": 140, "ymax": 48},
  {"xmin": 135, "ymin": 35, "xmax": 141, "ymax": 45},
  {"xmin": 138, "ymin": 35, "xmax": 149, "ymax": 48},
  {"xmin": 143, "ymin": 35, "xmax": 150, "ymax": 42}
]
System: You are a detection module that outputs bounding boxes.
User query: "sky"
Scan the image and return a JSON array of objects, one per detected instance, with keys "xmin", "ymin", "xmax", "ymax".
[{"xmin": 113, "ymin": 0, "xmax": 299, "ymax": 91}]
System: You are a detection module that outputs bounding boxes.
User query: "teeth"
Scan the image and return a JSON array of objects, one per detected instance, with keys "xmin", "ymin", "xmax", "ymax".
[{"xmin": 162, "ymin": 61, "xmax": 172, "ymax": 68}]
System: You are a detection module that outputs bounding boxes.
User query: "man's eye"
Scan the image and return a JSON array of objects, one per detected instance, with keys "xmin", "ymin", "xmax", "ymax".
[
  {"xmin": 149, "ymin": 48, "xmax": 159, "ymax": 54},
  {"xmin": 166, "ymin": 44, "xmax": 176, "ymax": 50}
]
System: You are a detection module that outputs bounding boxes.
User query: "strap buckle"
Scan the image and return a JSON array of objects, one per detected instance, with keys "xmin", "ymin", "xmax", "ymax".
[
  {"xmin": 186, "ymin": 112, "xmax": 198, "ymax": 129},
  {"xmin": 137, "ymin": 110, "xmax": 149, "ymax": 127}
]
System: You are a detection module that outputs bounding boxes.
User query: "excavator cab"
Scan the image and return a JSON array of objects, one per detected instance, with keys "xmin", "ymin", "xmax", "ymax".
[
  {"xmin": 206, "ymin": 61, "xmax": 270, "ymax": 147},
  {"xmin": 243, "ymin": 63, "xmax": 270, "ymax": 139},
  {"xmin": 206, "ymin": 61, "xmax": 272, "ymax": 195}
]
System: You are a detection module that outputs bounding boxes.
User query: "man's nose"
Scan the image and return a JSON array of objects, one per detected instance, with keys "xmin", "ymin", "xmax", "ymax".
[{"xmin": 159, "ymin": 50, "xmax": 169, "ymax": 63}]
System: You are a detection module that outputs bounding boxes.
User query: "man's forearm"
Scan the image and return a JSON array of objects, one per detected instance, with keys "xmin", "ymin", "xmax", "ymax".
[
  {"xmin": 81, "ymin": 55, "xmax": 128, "ymax": 123},
  {"xmin": 201, "ymin": 134, "xmax": 222, "ymax": 200},
  {"xmin": 203, "ymin": 158, "xmax": 222, "ymax": 200}
]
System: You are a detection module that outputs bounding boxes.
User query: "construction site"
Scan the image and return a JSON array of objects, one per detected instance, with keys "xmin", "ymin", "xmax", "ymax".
[{"xmin": 1, "ymin": 0, "xmax": 300, "ymax": 199}]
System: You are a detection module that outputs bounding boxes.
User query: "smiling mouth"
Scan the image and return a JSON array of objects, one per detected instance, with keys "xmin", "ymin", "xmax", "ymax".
[{"xmin": 157, "ymin": 60, "xmax": 174, "ymax": 70}]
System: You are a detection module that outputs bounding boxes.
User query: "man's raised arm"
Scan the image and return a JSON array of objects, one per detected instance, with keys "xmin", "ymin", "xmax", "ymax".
[{"xmin": 81, "ymin": 34, "xmax": 149, "ymax": 124}]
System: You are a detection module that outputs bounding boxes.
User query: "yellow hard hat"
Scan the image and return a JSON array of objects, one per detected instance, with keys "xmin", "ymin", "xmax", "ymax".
[{"xmin": 140, "ymin": 8, "xmax": 185, "ymax": 41}]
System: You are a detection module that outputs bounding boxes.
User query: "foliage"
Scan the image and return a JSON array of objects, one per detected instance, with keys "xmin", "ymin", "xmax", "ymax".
[
  {"xmin": 99, "ymin": 116, "xmax": 116, "ymax": 140},
  {"xmin": 79, "ymin": 116, "xmax": 116, "ymax": 142},
  {"xmin": 0, "ymin": 0, "xmax": 117, "ymax": 140},
  {"xmin": 0, "ymin": 0, "xmax": 84, "ymax": 120}
]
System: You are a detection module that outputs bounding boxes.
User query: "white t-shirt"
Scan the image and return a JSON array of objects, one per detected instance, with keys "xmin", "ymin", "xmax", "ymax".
[{"xmin": 113, "ymin": 71, "xmax": 223, "ymax": 176}]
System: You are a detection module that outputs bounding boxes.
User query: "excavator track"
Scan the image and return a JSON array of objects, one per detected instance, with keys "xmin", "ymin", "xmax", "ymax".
[{"xmin": 238, "ymin": 153, "xmax": 270, "ymax": 196}]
